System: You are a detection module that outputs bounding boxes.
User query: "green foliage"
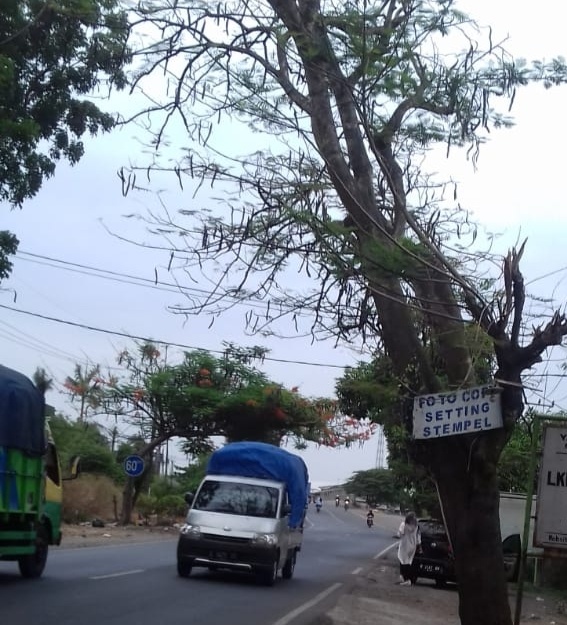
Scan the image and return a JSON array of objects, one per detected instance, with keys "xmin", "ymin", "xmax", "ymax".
[
  {"xmin": 104, "ymin": 342, "xmax": 342, "ymax": 454},
  {"xmin": 173, "ymin": 454, "xmax": 210, "ymax": 495},
  {"xmin": 0, "ymin": 230, "xmax": 18, "ymax": 282},
  {"xmin": 48, "ymin": 413, "xmax": 121, "ymax": 480},
  {"xmin": 0, "ymin": 0, "xmax": 130, "ymax": 206},
  {"xmin": 497, "ymin": 413, "xmax": 532, "ymax": 493},
  {"xmin": 136, "ymin": 492, "xmax": 185, "ymax": 519},
  {"xmin": 336, "ymin": 359, "xmax": 400, "ymax": 424},
  {"xmin": 344, "ymin": 468, "xmax": 400, "ymax": 506}
]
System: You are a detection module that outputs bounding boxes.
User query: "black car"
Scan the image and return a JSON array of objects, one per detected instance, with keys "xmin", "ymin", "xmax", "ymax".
[
  {"xmin": 412, "ymin": 519, "xmax": 456, "ymax": 586},
  {"xmin": 412, "ymin": 519, "xmax": 520, "ymax": 587}
]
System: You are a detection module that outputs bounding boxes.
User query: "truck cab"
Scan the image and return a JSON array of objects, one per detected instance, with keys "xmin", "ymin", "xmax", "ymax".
[{"xmin": 0, "ymin": 365, "xmax": 77, "ymax": 578}]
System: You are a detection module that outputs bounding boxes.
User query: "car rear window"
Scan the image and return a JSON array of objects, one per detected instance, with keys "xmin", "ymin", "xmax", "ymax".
[{"xmin": 419, "ymin": 520, "xmax": 447, "ymax": 538}]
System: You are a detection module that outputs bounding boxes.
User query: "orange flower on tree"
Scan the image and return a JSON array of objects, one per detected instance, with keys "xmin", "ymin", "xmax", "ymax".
[{"xmin": 273, "ymin": 408, "xmax": 287, "ymax": 421}]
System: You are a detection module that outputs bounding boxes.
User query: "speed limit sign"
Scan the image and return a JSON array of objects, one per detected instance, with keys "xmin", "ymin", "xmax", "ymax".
[{"xmin": 123, "ymin": 454, "xmax": 145, "ymax": 477}]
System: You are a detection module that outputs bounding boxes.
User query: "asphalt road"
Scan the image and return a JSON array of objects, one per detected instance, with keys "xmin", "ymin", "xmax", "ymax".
[{"xmin": 0, "ymin": 506, "xmax": 397, "ymax": 625}]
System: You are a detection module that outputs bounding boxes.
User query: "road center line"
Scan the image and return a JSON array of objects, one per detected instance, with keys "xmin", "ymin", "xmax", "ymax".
[
  {"xmin": 373, "ymin": 541, "xmax": 398, "ymax": 559},
  {"xmin": 271, "ymin": 582, "xmax": 342, "ymax": 625},
  {"xmin": 90, "ymin": 569, "xmax": 145, "ymax": 580},
  {"xmin": 351, "ymin": 567, "xmax": 363, "ymax": 575}
]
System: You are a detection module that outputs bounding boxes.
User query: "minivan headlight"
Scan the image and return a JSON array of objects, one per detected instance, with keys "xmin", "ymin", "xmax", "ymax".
[
  {"xmin": 252, "ymin": 533, "xmax": 277, "ymax": 546},
  {"xmin": 180, "ymin": 524, "xmax": 201, "ymax": 537}
]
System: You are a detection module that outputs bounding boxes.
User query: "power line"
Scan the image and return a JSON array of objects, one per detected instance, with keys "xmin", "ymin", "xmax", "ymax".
[
  {"xmin": 0, "ymin": 303, "xmax": 349, "ymax": 370},
  {"xmin": 15, "ymin": 249, "xmax": 317, "ymax": 318},
  {"xmin": 0, "ymin": 319, "xmax": 80, "ymax": 363},
  {"xmin": 15, "ymin": 248, "xmax": 476, "ymax": 324}
]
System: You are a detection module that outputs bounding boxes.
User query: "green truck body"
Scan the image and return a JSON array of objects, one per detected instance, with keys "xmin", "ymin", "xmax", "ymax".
[{"xmin": 0, "ymin": 365, "xmax": 65, "ymax": 577}]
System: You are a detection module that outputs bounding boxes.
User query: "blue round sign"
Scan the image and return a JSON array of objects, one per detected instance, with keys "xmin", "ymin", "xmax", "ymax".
[{"xmin": 123, "ymin": 454, "xmax": 145, "ymax": 477}]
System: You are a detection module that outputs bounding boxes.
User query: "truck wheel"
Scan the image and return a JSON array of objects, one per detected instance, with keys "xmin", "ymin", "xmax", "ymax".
[
  {"xmin": 18, "ymin": 526, "xmax": 48, "ymax": 579},
  {"xmin": 282, "ymin": 551, "xmax": 296, "ymax": 580},
  {"xmin": 259, "ymin": 557, "xmax": 278, "ymax": 586},
  {"xmin": 177, "ymin": 558, "xmax": 193, "ymax": 578}
]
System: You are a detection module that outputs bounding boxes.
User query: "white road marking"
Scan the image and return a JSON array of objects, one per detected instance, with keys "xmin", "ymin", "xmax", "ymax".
[
  {"xmin": 271, "ymin": 582, "xmax": 343, "ymax": 625},
  {"xmin": 90, "ymin": 569, "xmax": 145, "ymax": 580},
  {"xmin": 351, "ymin": 567, "xmax": 363, "ymax": 575},
  {"xmin": 373, "ymin": 541, "xmax": 398, "ymax": 559}
]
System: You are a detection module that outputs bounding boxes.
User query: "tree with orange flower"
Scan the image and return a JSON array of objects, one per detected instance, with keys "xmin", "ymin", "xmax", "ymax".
[{"xmin": 65, "ymin": 342, "xmax": 371, "ymax": 523}]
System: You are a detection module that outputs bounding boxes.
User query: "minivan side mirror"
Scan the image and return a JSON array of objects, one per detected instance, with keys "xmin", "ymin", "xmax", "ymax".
[
  {"xmin": 184, "ymin": 492, "xmax": 194, "ymax": 505},
  {"xmin": 281, "ymin": 503, "xmax": 292, "ymax": 516}
]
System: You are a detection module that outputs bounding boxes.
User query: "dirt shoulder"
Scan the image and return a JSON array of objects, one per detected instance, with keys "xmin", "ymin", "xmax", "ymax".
[
  {"xmin": 327, "ymin": 549, "xmax": 567, "ymax": 625},
  {"xmin": 55, "ymin": 523, "xmax": 179, "ymax": 549}
]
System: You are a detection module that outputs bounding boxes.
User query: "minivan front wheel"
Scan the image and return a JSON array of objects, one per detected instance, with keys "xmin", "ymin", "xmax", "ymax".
[
  {"xmin": 259, "ymin": 557, "xmax": 278, "ymax": 586},
  {"xmin": 282, "ymin": 551, "xmax": 296, "ymax": 580},
  {"xmin": 177, "ymin": 558, "xmax": 193, "ymax": 578}
]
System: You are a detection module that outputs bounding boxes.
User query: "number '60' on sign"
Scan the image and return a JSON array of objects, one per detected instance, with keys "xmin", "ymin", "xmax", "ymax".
[{"xmin": 123, "ymin": 455, "xmax": 145, "ymax": 477}]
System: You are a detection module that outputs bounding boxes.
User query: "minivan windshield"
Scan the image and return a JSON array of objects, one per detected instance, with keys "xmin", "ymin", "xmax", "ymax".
[{"xmin": 194, "ymin": 480, "xmax": 280, "ymax": 518}]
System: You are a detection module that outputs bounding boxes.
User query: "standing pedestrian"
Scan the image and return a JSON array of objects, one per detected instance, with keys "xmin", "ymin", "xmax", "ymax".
[{"xmin": 396, "ymin": 511, "xmax": 421, "ymax": 586}]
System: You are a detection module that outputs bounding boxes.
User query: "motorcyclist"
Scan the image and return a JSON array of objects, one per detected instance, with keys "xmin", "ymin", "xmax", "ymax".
[
  {"xmin": 366, "ymin": 509, "xmax": 374, "ymax": 528},
  {"xmin": 315, "ymin": 496, "xmax": 323, "ymax": 513}
]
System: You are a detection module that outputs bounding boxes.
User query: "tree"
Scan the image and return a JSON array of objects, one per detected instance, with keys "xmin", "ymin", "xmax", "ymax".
[
  {"xmin": 0, "ymin": 0, "xmax": 130, "ymax": 284},
  {"xmin": 33, "ymin": 366, "xmax": 53, "ymax": 396},
  {"xmin": 48, "ymin": 413, "xmax": 121, "ymax": 480},
  {"xmin": 344, "ymin": 468, "xmax": 400, "ymax": 507},
  {"xmin": 122, "ymin": 2, "xmax": 567, "ymax": 623},
  {"xmin": 63, "ymin": 363, "xmax": 104, "ymax": 422},
  {"xmin": 99, "ymin": 342, "xmax": 356, "ymax": 523},
  {"xmin": 0, "ymin": 0, "xmax": 130, "ymax": 206},
  {"xmin": 0, "ymin": 231, "xmax": 18, "ymax": 283}
]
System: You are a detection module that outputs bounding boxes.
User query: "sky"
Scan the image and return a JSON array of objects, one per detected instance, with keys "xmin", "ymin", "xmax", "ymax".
[{"xmin": 2, "ymin": 0, "xmax": 567, "ymax": 484}]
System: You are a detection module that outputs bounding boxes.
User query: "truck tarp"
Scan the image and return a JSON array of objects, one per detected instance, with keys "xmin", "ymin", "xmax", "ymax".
[
  {"xmin": 0, "ymin": 365, "xmax": 46, "ymax": 455},
  {"xmin": 206, "ymin": 442, "xmax": 309, "ymax": 528}
]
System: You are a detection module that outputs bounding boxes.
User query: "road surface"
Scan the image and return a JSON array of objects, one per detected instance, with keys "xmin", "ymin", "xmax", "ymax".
[{"xmin": 0, "ymin": 505, "xmax": 398, "ymax": 625}]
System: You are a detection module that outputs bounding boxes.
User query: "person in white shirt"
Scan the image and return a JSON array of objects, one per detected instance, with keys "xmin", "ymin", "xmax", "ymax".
[{"xmin": 397, "ymin": 511, "xmax": 421, "ymax": 586}]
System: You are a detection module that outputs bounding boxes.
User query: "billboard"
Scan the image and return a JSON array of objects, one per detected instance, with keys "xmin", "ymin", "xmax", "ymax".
[
  {"xmin": 412, "ymin": 385, "xmax": 502, "ymax": 440},
  {"xmin": 534, "ymin": 424, "xmax": 567, "ymax": 549}
]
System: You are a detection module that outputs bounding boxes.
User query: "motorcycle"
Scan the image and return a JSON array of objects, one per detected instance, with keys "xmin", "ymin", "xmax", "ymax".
[
  {"xmin": 366, "ymin": 514, "xmax": 374, "ymax": 528},
  {"xmin": 344, "ymin": 500, "xmax": 350, "ymax": 511},
  {"xmin": 315, "ymin": 502, "xmax": 322, "ymax": 513},
  {"xmin": 335, "ymin": 497, "xmax": 340, "ymax": 507}
]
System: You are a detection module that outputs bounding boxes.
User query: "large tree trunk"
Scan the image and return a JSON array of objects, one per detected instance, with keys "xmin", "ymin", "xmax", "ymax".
[{"xmin": 433, "ymin": 435, "xmax": 512, "ymax": 625}]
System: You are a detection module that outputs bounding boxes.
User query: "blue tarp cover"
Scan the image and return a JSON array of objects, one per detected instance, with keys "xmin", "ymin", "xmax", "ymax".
[
  {"xmin": 0, "ymin": 365, "xmax": 46, "ymax": 455},
  {"xmin": 206, "ymin": 442, "xmax": 309, "ymax": 528}
]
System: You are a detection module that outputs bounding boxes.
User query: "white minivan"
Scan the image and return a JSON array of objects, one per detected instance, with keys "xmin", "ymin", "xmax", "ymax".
[{"xmin": 177, "ymin": 473, "xmax": 304, "ymax": 585}]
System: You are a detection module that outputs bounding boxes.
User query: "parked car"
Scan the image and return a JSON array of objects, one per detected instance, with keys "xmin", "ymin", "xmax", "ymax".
[
  {"xmin": 412, "ymin": 518, "xmax": 520, "ymax": 587},
  {"xmin": 412, "ymin": 518, "xmax": 456, "ymax": 586}
]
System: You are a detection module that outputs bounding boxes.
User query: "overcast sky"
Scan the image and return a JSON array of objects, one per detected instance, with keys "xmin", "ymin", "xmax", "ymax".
[{"xmin": 1, "ymin": 0, "xmax": 567, "ymax": 484}]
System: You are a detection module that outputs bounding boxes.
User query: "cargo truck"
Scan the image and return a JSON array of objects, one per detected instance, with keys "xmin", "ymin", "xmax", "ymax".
[
  {"xmin": 177, "ymin": 441, "xmax": 309, "ymax": 585},
  {"xmin": 0, "ymin": 365, "xmax": 77, "ymax": 578}
]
